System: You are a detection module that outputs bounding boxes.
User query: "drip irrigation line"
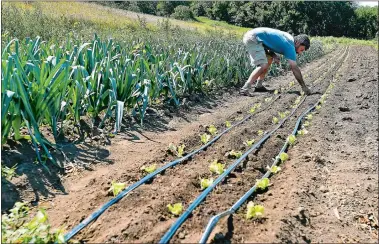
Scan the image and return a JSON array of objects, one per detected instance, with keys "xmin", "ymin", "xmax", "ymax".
[
  {"xmin": 198, "ymin": 70, "xmax": 342, "ymax": 244},
  {"xmin": 64, "ymin": 94, "xmax": 281, "ymax": 241},
  {"xmin": 64, "ymin": 47, "xmax": 349, "ymax": 241},
  {"xmin": 159, "ymin": 96, "xmax": 307, "ymax": 244}
]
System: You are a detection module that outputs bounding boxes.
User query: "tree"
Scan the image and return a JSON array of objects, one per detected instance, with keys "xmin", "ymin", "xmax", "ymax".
[{"xmin": 171, "ymin": 5, "xmax": 194, "ymax": 21}]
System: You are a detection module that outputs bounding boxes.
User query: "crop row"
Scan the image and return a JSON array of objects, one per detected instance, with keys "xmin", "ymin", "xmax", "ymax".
[{"xmin": 1, "ymin": 35, "xmax": 325, "ymax": 166}]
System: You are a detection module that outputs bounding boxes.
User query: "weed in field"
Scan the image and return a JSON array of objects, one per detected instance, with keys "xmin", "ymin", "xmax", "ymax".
[
  {"xmin": 1, "ymin": 165, "xmax": 17, "ymax": 180},
  {"xmin": 2, "ymin": 202, "xmax": 65, "ymax": 243}
]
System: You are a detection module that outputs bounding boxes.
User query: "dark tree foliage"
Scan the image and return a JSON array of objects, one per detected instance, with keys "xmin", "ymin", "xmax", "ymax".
[{"xmin": 100, "ymin": 1, "xmax": 378, "ymax": 40}]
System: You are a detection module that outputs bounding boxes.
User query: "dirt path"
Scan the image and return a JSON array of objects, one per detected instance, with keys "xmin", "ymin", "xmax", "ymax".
[{"xmin": 5, "ymin": 45, "xmax": 377, "ymax": 243}]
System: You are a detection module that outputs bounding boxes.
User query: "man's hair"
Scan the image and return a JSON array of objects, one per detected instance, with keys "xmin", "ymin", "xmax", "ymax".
[{"xmin": 294, "ymin": 34, "xmax": 310, "ymax": 50}]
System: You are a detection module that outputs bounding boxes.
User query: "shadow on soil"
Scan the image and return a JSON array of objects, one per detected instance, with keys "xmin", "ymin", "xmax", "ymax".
[{"xmin": 1, "ymin": 138, "xmax": 112, "ymax": 212}]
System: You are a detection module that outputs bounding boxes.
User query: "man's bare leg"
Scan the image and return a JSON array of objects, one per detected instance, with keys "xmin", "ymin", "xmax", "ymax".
[
  {"xmin": 241, "ymin": 63, "xmax": 269, "ymax": 91},
  {"xmin": 255, "ymin": 56, "xmax": 273, "ymax": 88}
]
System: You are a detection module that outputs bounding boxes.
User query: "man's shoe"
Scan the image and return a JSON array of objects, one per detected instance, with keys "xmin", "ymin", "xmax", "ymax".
[
  {"xmin": 239, "ymin": 89, "xmax": 254, "ymax": 96},
  {"xmin": 254, "ymin": 86, "xmax": 270, "ymax": 92}
]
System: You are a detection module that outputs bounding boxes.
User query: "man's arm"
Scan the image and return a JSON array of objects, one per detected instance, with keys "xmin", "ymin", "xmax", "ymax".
[{"xmin": 288, "ymin": 60, "xmax": 311, "ymax": 94}]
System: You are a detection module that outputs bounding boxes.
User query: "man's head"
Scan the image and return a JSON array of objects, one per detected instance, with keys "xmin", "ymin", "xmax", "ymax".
[{"xmin": 294, "ymin": 34, "xmax": 310, "ymax": 54}]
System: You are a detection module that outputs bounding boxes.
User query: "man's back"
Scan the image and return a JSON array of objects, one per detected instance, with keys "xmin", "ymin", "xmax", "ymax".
[{"xmin": 245, "ymin": 27, "xmax": 296, "ymax": 61}]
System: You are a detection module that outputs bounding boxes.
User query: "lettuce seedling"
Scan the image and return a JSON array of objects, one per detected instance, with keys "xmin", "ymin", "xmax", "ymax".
[
  {"xmin": 249, "ymin": 107, "xmax": 256, "ymax": 114},
  {"xmin": 167, "ymin": 203, "xmax": 183, "ymax": 216},
  {"xmin": 177, "ymin": 144, "xmax": 185, "ymax": 157},
  {"xmin": 254, "ymin": 103, "xmax": 262, "ymax": 109},
  {"xmin": 316, "ymin": 105, "xmax": 322, "ymax": 110},
  {"xmin": 244, "ymin": 139, "xmax": 255, "ymax": 147},
  {"xmin": 169, "ymin": 143, "xmax": 177, "ymax": 153},
  {"xmin": 109, "ymin": 181, "xmax": 127, "ymax": 196},
  {"xmin": 258, "ymin": 130, "xmax": 264, "ymax": 136},
  {"xmin": 200, "ymin": 178, "xmax": 214, "ymax": 190},
  {"xmin": 169, "ymin": 143, "xmax": 185, "ymax": 157},
  {"xmin": 272, "ymin": 116, "xmax": 279, "ymax": 124},
  {"xmin": 265, "ymin": 97, "xmax": 272, "ymax": 103},
  {"xmin": 287, "ymin": 135, "xmax": 296, "ymax": 145},
  {"xmin": 289, "ymin": 81, "xmax": 295, "ymax": 87},
  {"xmin": 246, "ymin": 202, "xmax": 265, "ymax": 219},
  {"xmin": 267, "ymin": 165, "xmax": 281, "ymax": 174},
  {"xmin": 306, "ymin": 114, "xmax": 313, "ymax": 120},
  {"xmin": 278, "ymin": 112, "xmax": 286, "ymax": 119},
  {"xmin": 208, "ymin": 125, "xmax": 218, "ymax": 136},
  {"xmin": 303, "ymin": 121, "xmax": 310, "ymax": 127},
  {"xmin": 141, "ymin": 164, "xmax": 157, "ymax": 174},
  {"xmin": 256, "ymin": 178, "xmax": 270, "ymax": 190},
  {"xmin": 294, "ymin": 96, "xmax": 301, "ymax": 105},
  {"xmin": 201, "ymin": 133, "xmax": 211, "ymax": 144},
  {"xmin": 274, "ymin": 90, "xmax": 279, "ymax": 95},
  {"xmin": 279, "ymin": 152, "xmax": 289, "ymax": 162},
  {"xmin": 229, "ymin": 150, "xmax": 243, "ymax": 159},
  {"xmin": 209, "ymin": 160, "xmax": 225, "ymax": 174},
  {"xmin": 225, "ymin": 121, "xmax": 232, "ymax": 128},
  {"xmin": 297, "ymin": 129, "xmax": 308, "ymax": 136}
]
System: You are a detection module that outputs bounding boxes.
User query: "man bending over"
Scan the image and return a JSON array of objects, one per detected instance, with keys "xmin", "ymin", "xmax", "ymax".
[{"xmin": 240, "ymin": 27, "xmax": 311, "ymax": 96}]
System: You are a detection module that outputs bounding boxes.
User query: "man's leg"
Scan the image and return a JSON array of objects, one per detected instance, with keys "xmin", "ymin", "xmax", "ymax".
[
  {"xmin": 255, "ymin": 56, "xmax": 273, "ymax": 90},
  {"xmin": 240, "ymin": 36, "xmax": 269, "ymax": 95},
  {"xmin": 240, "ymin": 63, "xmax": 270, "ymax": 91}
]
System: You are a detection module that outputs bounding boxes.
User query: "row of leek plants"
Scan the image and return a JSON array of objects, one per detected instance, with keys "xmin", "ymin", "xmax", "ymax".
[{"xmin": 1, "ymin": 34, "xmax": 325, "ymax": 167}]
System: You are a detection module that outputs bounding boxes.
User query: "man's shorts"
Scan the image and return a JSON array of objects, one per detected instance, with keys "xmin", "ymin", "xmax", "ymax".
[{"xmin": 243, "ymin": 31, "xmax": 268, "ymax": 67}]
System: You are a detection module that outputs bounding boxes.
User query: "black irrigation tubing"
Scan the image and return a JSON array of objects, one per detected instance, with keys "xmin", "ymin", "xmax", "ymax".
[
  {"xmin": 199, "ymin": 98, "xmax": 320, "ymax": 243},
  {"xmin": 198, "ymin": 56, "xmax": 348, "ymax": 243},
  {"xmin": 159, "ymin": 95, "xmax": 307, "ymax": 243},
  {"xmin": 64, "ymin": 47, "xmax": 347, "ymax": 241},
  {"xmin": 63, "ymin": 93, "xmax": 282, "ymax": 241}
]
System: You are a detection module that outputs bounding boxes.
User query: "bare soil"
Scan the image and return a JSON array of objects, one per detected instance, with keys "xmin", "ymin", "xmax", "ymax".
[{"xmin": 2, "ymin": 46, "xmax": 377, "ymax": 243}]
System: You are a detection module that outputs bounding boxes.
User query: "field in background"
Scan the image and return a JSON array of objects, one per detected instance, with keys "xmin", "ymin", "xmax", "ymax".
[{"xmin": 2, "ymin": 1, "xmax": 377, "ymax": 48}]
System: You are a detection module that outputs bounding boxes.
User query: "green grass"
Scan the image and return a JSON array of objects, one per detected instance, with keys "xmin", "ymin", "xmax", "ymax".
[
  {"xmin": 312, "ymin": 36, "xmax": 378, "ymax": 49},
  {"xmin": 194, "ymin": 16, "xmax": 250, "ymax": 36}
]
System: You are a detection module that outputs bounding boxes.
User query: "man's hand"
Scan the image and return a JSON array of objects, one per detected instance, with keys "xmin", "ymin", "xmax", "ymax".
[
  {"xmin": 302, "ymin": 86, "xmax": 311, "ymax": 95},
  {"xmin": 288, "ymin": 60, "xmax": 309, "ymax": 92}
]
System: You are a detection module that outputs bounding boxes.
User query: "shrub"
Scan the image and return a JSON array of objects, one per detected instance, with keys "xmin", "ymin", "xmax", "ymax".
[{"xmin": 171, "ymin": 5, "xmax": 194, "ymax": 21}]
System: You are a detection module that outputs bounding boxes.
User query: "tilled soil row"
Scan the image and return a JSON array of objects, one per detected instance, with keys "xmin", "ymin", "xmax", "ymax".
[
  {"xmin": 229, "ymin": 45, "xmax": 378, "ymax": 243},
  {"xmin": 170, "ymin": 47, "xmax": 351, "ymax": 243},
  {"xmin": 64, "ymin": 47, "xmax": 348, "ymax": 243}
]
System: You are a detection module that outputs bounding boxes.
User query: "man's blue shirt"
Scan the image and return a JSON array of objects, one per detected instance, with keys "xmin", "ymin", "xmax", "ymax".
[{"xmin": 252, "ymin": 27, "xmax": 297, "ymax": 61}]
